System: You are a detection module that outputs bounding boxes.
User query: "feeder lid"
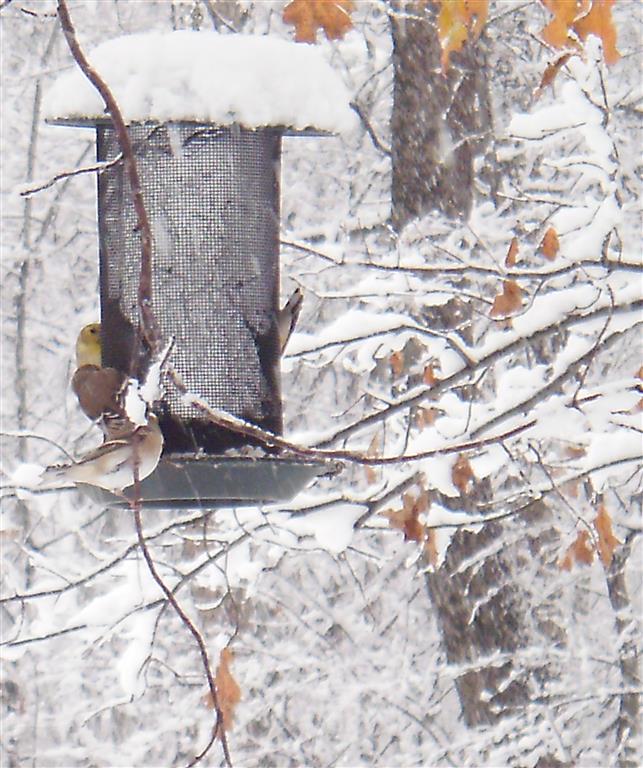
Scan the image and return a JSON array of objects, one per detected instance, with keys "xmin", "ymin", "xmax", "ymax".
[
  {"xmin": 80, "ymin": 454, "xmax": 342, "ymax": 510},
  {"xmin": 43, "ymin": 31, "xmax": 356, "ymax": 134}
]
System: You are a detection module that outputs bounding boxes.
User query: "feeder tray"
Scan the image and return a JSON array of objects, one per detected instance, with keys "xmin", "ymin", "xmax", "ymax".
[{"xmin": 81, "ymin": 455, "xmax": 341, "ymax": 510}]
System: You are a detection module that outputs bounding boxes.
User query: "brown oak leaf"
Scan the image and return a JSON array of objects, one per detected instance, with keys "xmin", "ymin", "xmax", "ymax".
[
  {"xmin": 539, "ymin": 227, "xmax": 560, "ymax": 260},
  {"xmin": 490, "ymin": 280, "xmax": 523, "ymax": 318},
  {"xmin": 437, "ymin": 0, "xmax": 489, "ymax": 72},
  {"xmin": 283, "ymin": 0, "xmax": 354, "ymax": 44},
  {"xmin": 540, "ymin": 0, "xmax": 619, "ymax": 65},
  {"xmin": 383, "ymin": 488, "xmax": 429, "ymax": 544},
  {"xmin": 560, "ymin": 528, "xmax": 594, "ymax": 570},
  {"xmin": 574, "ymin": 0, "xmax": 620, "ymax": 65},
  {"xmin": 593, "ymin": 504, "xmax": 619, "ymax": 568},
  {"xmin": 452, "ymin": 454, "xmax": 474, "ymax": 495},
  {"xmin": 535, "ymin": 53, "xmax": 572, "ymax": 98},
  {"xmin": 505, "ymin": 236, "xmax": 519, "ymax": 267},
  {"xmin": 205, "ymin": 647, "xmax": 241, "ymax": 733}
]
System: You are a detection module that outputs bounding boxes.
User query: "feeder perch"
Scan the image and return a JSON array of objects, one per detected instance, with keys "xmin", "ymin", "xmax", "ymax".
[{"xmin": 45, "ymin": 31, "xmax": 354, "ymax": 508}]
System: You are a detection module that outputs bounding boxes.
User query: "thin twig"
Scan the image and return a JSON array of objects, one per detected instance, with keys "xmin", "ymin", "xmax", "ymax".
[
  {"xmin": 2, "ymin": 623, "xmax": 88, "ymax": 648},
  {"xmin": 350, "ymin": 101, "xmax": 392, "ymax": 156},
  {"xmin": 0, "ymin": 430, "xmax": 75, "ymax": 462},
  {"xmin": 19, "ymin": 154, "xmax": 123, "ymax": 196}
]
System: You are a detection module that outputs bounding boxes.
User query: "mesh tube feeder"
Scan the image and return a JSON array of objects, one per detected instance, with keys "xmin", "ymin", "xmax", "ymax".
[{"xmin": 45, "ymin": 31, "xmax": 354, "ymax": 508}]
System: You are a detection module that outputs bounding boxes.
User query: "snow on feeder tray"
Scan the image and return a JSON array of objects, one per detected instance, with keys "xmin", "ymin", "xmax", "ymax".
[{"xmin": 44, "ymin": 31, "xmax": 354, "ymax": 509}]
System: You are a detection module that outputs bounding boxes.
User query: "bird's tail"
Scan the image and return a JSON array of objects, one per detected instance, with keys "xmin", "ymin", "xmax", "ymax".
[{"xmin": 278, "ymin": 287, "xmax": 304, "ymax": 352}]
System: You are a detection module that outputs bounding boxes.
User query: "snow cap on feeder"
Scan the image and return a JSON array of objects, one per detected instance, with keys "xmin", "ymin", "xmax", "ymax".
[{"xmin": 44, "ymin": 31, "xmax": 352, "ymax": 508}]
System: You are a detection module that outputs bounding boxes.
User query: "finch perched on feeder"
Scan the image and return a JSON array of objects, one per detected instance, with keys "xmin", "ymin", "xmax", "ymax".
[
  {"xmin": 75, "ymin": 322, "xmax": 102, "ymax": 367},
  {"xmin": 278, "ymin": 287, "xmax": 303, "ymax": 353},
  {"xmin": 39, "ymin": 414, "xmax": 163, "ymax": 493},
  {"xmin": 72, "ymin": 323, "xmax": 130, "ymax": 438}
]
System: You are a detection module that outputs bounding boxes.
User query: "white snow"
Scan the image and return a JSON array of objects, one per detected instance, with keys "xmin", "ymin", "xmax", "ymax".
[
  {"xmin": 9, "ymin": 462, "xmax": 45, "ymax": 489},
  {"xmin": 123, "ymin": 378, "xmax": 148, "ymax": 426},
  {"xmin": 44, "ymin": 31, "xmax": 355, "ymax": 133},
  {"xmin": 116, "ymin": 612, "xmax": 157, "ymax": 698},
  {"xmin": 286, "ymin": 503, "xmax": 362, "ymax": 553}
]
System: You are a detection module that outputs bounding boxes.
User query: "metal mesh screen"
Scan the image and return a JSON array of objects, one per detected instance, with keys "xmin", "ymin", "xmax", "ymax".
[{"xmin": 97, "ymin": 124, "xmax": 283, "ymax": 454}]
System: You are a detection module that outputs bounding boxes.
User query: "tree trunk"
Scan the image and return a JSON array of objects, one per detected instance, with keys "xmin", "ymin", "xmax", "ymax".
[
  {"xmin": 390, "ymin": 3, "xmax": 492, "ymax": 230},
  {"xmin": 606, "ymin": 531, "xmax": 641, "ymax": 767},
  {"xmin": 390, "ymin": 4, "xmax": 555, "ymax": 737}
]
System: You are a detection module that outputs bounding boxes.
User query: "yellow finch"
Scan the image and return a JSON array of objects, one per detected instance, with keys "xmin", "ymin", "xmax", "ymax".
[
  {"xmin": 278, "ymin": 287, "xmax": 303, "ymax": 352},
  {"xmin": 72, "ymin": 323, "xmax": 129, "ymax": 438},
  {"xmin": 75, "ymin": 322, "xmax": 102, "ymax": 367},
  {"xmin": 40, "ymin": 414, "xmax": 163, "ymax": 493}
]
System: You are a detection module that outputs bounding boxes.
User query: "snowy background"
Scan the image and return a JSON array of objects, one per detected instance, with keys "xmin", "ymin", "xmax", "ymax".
[{"xmin": 1, "ymin": 1, "xmax": 641, "ymax": 766}]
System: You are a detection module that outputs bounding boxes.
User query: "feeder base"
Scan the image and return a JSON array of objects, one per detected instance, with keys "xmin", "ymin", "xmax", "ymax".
[{"xmin": 80, "ymin": 455, "xmax": 341, "ymax": 510}]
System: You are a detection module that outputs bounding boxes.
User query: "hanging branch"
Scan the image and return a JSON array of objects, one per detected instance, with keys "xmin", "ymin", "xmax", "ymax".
[
  {"xmin": 55, "ymin": 4, "xmax": 227, "ymax": 765},
  {"xmin": 130, "ymin": 469, "xmax": 231, "ymax": 767},
  {"xmin": 56, "ymin": 0, "xmax": 160, "ymax": 355}
]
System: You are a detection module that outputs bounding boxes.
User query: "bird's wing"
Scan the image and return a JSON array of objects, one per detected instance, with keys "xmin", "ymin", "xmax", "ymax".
[
  {"xmin": 72, "ymin": 365, "xmax": 127, "ymax": 421},
  {"xmin": 73, "ymin": 434, "xmax": 133, "ymax": 465}
]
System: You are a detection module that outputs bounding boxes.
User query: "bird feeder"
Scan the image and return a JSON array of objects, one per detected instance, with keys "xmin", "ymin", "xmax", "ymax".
[{"xmin": 45, "ymin": 31, "xmax": 353, "ymax": 508}]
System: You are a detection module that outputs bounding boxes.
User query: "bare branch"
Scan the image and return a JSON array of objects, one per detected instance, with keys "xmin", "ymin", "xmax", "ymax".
[
  {"xmin": 316, "ymin": 298, "xmax": 643, "ymax": 447},
  {"xmin": 129, "ymin": 471, "xmax": 231, "ymax": 767},
  {"xmin": 56, "ymin": 0, "xmax": 160, "ymax": 356},
  {"xmin": 350, "ymin": 100, "xmax": 392, "ymax": 156},
  {"xmin": 171, "ymin": 366, "xmax": 536, "ymax": 465},
  {"xmin": 471, "ymin": 323, "xmax": 641, "ymax": 438}
]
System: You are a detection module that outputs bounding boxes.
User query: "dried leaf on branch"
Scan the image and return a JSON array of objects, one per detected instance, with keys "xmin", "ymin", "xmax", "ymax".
[
  {"xmin": 559, "ymin": 528, "xmax": 595, "ymax": 570},
  {"xmin": 452, "ymin": 454, "xmax": 474, "ymax": 494},
  {"xmin": 415, "ymin": 406, "xmax": 439, "ymax": 430},
  {"xmin": 364, "ymin": 432, "xmax": 381, "ymax": 485},
  {"xmin": 390, "ymin": 349, "xmax": 406, "ymax": 378},
  {"xmin": 593, "ymin": 504, "xmax": 619, "ymax": 568},
  {"xmin": 283, "ymin": 0, "xmax": 354, "ymax": 43},
  {"xmin": 382, "ymin": 486, "xmax": 430, "ymax": 544},
  {"xmin": 423, "ymin": 362, "xmax": 439, "ymax": 386},
  {"xmin": 505, "ymin": 236, "xmax": 519, "ymax": 267},
  {"xmin": 490, "ymin": 280, "xmax": 524, "ymax": 318},
  {"xmin": 535, "ymin": 53, "xmax": 572, "ymax": 97},
  {"xmin": 539, "ymin": 0, "xmax": 620, "ymax": 65},
  {"xmin": 539, "ymin": 227, "xmax": 560, "ymax": 260},
  {"xmin": 437, "ymin": 0, "xmax": 488, "ymax": 72},
  {"xmin": 205, "ymin": 648, "xmax": 241, "ymax": 733},
  {"xmin": 573, "ymin": 0, "xmax": 620, "ymax": 64}
]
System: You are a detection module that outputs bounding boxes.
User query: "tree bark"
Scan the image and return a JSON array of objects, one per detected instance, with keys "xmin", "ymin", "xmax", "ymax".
[
  {"xmin": 606, "ymin": 531, "xmax": 641, "ymax": 767},
  {"xmin": 390, "ymin": 3, "xmax": 492, "ymax": 230}
]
